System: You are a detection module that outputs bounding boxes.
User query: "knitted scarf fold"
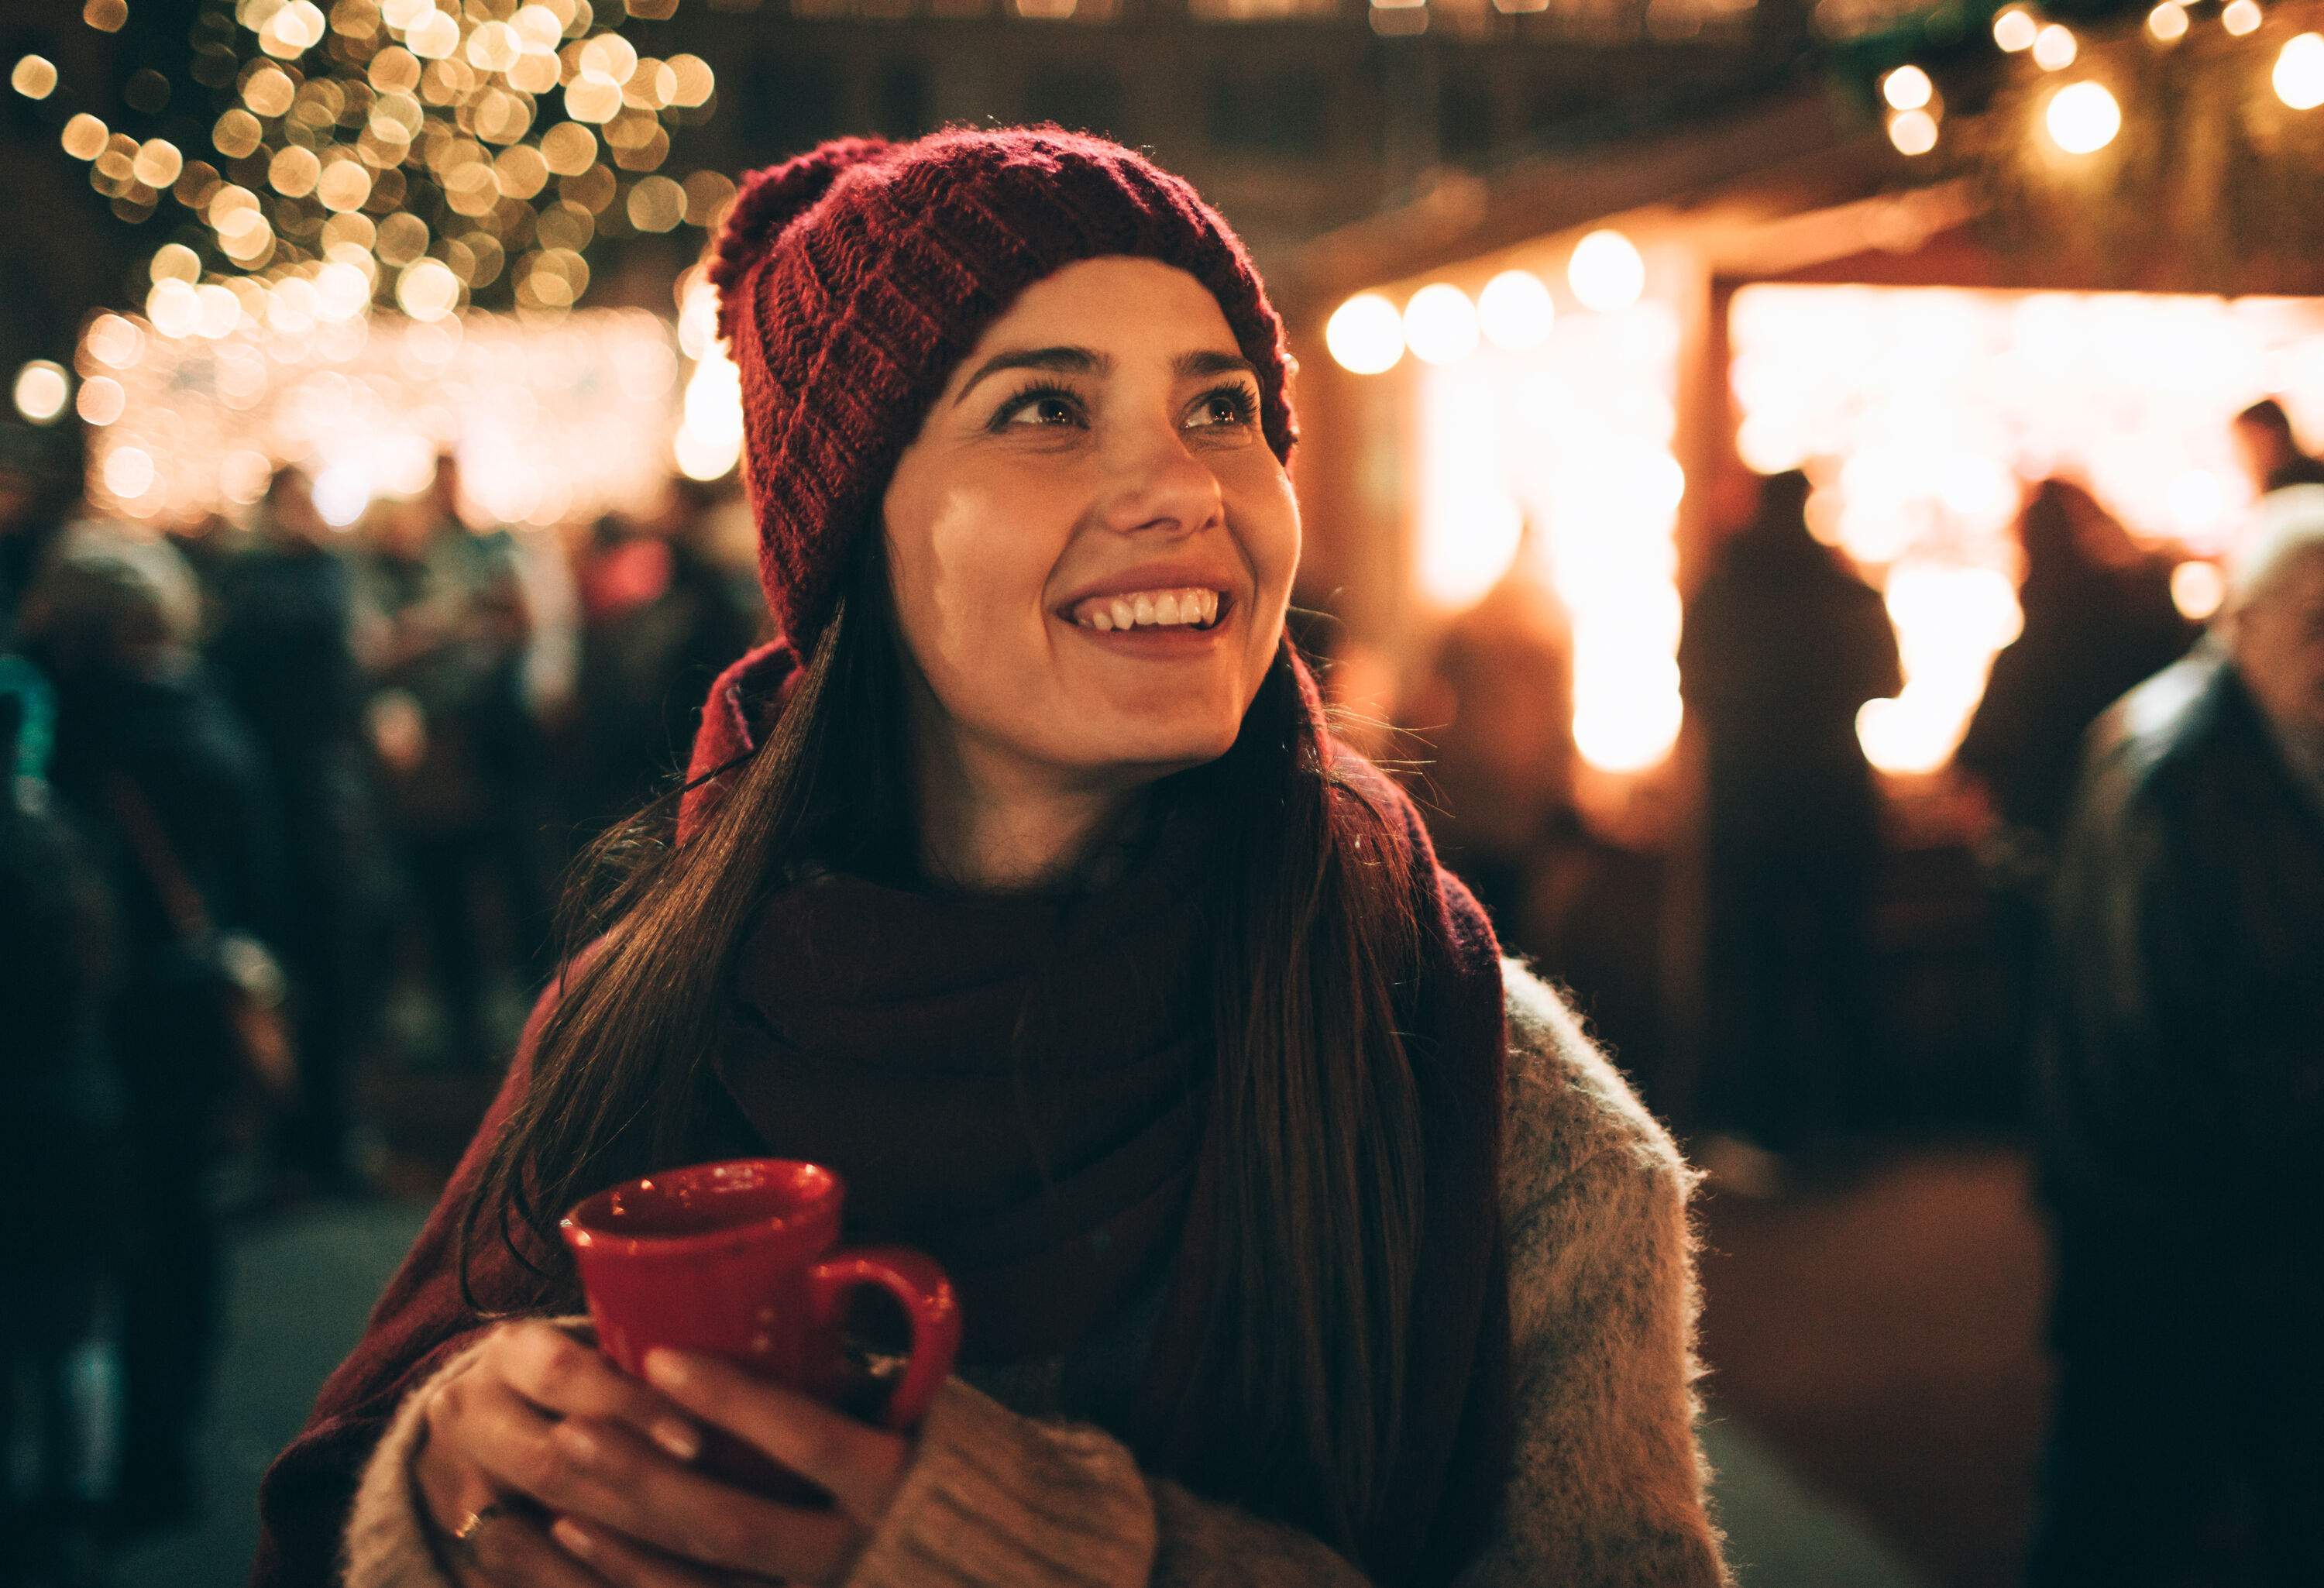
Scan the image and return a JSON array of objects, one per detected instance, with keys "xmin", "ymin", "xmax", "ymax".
[{"xmin": 683, "ymin": 639, "xmax": 1512, "ymax": 1586}]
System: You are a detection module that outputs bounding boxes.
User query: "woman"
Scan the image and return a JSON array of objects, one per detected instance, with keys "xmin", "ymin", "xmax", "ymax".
[{"xmin": 256, "ymin": 129, "xmax": 1727, "ymax": 1588}]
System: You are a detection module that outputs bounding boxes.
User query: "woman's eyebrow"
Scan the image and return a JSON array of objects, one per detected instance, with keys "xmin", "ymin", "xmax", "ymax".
[
  {"xmin": 954, "ymin": 346, "xmax": 1104, "ymax": 405},
  {"xmin": 1175, "ymin": 349, "xmax": 1257, "ymax": 381},
  {"xmin": 952, "ymin": 346, "xmax": 1257, "ymax": 406}
]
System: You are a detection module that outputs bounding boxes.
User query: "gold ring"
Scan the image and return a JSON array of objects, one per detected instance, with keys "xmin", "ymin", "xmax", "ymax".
[{"xmin": 451, "ymin": 1500, "xmax": 514, "ymax": 1555}]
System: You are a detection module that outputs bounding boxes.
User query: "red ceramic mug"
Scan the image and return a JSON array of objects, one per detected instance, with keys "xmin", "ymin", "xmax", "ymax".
[{"xmin": 560, "ymin": 1158, "xmax": 961, "ymax": 1497}]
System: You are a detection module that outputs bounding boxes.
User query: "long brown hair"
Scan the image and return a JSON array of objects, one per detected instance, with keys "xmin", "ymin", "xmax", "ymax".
[{"xmin": 461, "ymin": 528, "xmax": 1429, "ymax": 1558}]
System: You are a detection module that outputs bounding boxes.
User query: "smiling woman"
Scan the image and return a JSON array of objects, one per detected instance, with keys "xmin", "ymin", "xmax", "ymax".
[{"xmin": 253, "ymin": 128, "xmax": 1730, "ymax": 1588}]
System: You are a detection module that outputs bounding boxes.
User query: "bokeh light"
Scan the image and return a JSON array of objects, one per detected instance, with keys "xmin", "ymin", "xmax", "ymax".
[
  {"xmin": 2223, "ymin": 0, "xmax": 2262, "ymax": 36},
  {"xmin": 12, "ymin": 55, "xmax": 58, "ymax": 99},
  {"xmin": 1994, "ymin": 6, "xmax": 2037, "ymax": 50},
  {"xmin": 13, "ymin": 361, "xmax": 70, "ymax": 424},
  {"xmin": 1882, "ymin": 66, "xmax": 1933, "ymax": 112},
  {"xmin": 1326, "ymin": 292, "xmax": 1406, "ymax": 375},
  {"xmin": 2046, "ymin": 81, "xmax": 2122, "ymax": 156},
  {"xmin": 2033, "ymin": 24, "xmax": 2078, "ymax": 70},
  {"xmin": 1479, "ymin": 270, "xmax": 1556, "ymax": 351},
  {"xmin": 1889, "ymin": 109, "xmax": 1939, "ymax": 156},
  {"xmin": 1404, "ymin": 284, "xmax": 1480, "ymax": 366},
  {"xmin": 2274, "ymin": 33, "xmax": 2324, "ymax": 112},
  {"xmin": 2148, "ymin": 2, "xmax": 2189, "ymax": 42},
  {"xmin": 1568, "ymin": 230, "xmax": 1645, "ymax": 313}
]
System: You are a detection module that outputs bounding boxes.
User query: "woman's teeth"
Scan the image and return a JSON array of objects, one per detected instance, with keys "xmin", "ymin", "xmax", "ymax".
[{"xmin": 1071, "ymin": 587, "xmax": 1222, "ymax": 632}]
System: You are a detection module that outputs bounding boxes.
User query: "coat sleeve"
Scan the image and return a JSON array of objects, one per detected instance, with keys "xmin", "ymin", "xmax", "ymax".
[
  {"xmin": 250, "ymin": 976, "xmax": 566, "ymax": 1588},
  {"xmin": 334, "ymin": 964, "xmax": 1728, "ymax": 1588}
]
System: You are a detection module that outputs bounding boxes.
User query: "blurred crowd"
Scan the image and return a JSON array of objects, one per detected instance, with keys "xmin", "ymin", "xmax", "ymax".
[
  {"xmin": 0, "ymin": 433, "xmax": 763, "ymax": 1579},
  {"xmin": 1405, "ymin": 397, "xmax": 2324, "ymax": 1586}
]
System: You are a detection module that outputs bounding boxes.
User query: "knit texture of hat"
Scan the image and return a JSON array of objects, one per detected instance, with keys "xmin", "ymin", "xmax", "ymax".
[{"xmin": 706, "ymin": 125, "xmax": 1299, "ymax": 657}]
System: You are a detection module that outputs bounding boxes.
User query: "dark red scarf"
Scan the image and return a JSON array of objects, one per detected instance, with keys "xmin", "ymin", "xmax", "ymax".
[{"xmin": 682, "ymin": 641, "xmax": 1513, "ymax": 1585}]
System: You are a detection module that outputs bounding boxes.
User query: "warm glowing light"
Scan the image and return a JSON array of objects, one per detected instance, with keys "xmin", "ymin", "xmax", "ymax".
[
  {"xmin": 627, "ymin": 175, "xmax": 686, "ymax": 232},
  {"xmin": 2223, "ymin": 0, "xmax": 2261, "ymax": 36},
  {"xmin": 1994, "ymin": 6, "xmax": 2037, "ymax": 50},
  {"xmin": 150, "ymin": 243, "xmax": 201, "ymax": 284},
  {"xmin": 104, "ymin": 447, "xmax": 156, "ymax": 500},
  {"xmin": 76, "ymin": 374, "xmax": 125, "ymax": 425},
  {"xmin": 62, "ymin": 114, "xmax": 107, "ymax": 160},
  {"xmin": 87, "ymin": 315, "xmax": 143, "ymax": 368},
  {"xmin": 1479, "ymin": 270, "xmax": 1556, "ymax": 350},
  {"xmin": 676, "ymin": 277, "xmax": 743, "ymax": 480},
  {"xmin": 394, "ymin": 258, "xmax": 461, "ymax": 321},
  {"xmin": 2171, "ymin": 559, "xmax": 2226, "ymax": 620},
  {"xmin": 1889, "ymin": 109, "xmax": 1939, "ymax": 156},
  {"xmin": 407, "ymin": 8, "xmax": 461, "ymax": 58},
  {"xmin": 1728, "ymin": 283, "xmax": 2324, "ymax": 768},
  {"xmin": 132, "ymin": 138, "xmax": 183, "ymax": 189},
  {"xmin": 2274, "ymin": 33, "xmax": 2324, "ymax": 110},
  {"xmin": 2046, "ymin": 81, "xmax": 2122, "ymax": 154},
  {"xmin": 1404, "ymin": 284, "xmax": 1480, "ymax": 366},
  {"xmin": 84, "ymin": 0, "xmax": 128, "ymax": 33},
  {"xmin": 1883, "ymin": 65, "xmax": 1933, "ymax": 112},
  {"xmin": 1325, "ymin": 293, "xmax": 1405, "ymax": 375},
  {"xmin": 2033, "ymin": 23, "xmax": 2078, "ymax": 70},
  {"xmin": 13, "ymin": 361, "xmax": 69, "ymax": 424},
  {"xmin": 1568, "ymin": 230, "xmax": 1645, "ymax": 313},
  {"xmin": 2148, "ymin": 2, "xmax": 2188, "ymax": 41},
  {"xmin": 1415, "ymin": 297, "xmax": 1686, "ymax": 771},
  {"xmin": 665, "ymin": 54, "xmax": 715, "ymax": 108},
  {"xmin": 12, "ymin": 55, "xmax": 58, "ymax": 99}
]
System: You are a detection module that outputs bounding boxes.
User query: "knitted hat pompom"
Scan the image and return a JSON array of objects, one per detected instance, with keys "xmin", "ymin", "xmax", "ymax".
[{"xmin": 706, "ymin": 136, "xmax": 892, "ymax": 349}]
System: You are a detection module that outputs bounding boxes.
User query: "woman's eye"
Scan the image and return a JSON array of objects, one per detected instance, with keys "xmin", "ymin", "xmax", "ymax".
[
  {"xmin": 1187, "ymin": 386, "xmax": 1259, "ymax": 429},
  {"xmin": 995, "ymin": 387, "xmax": 1084, "ymax": 429}
]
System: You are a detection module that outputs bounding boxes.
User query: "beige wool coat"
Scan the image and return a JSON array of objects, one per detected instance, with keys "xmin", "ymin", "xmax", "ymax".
[{"xmin": 342, "ymin": 958, "xmax": 1731, "ymax": 1587}]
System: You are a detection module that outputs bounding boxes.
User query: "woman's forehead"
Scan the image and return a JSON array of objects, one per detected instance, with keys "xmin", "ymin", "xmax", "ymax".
[{"xmin": 963, "ymin": 256, "xmax": 1238, "ymax": 363}]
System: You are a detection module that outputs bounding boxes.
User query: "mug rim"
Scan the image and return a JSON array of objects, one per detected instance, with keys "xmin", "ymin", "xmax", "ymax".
[{"xmin": 559, "ymin": 1157, "xmax": 844, "ymax": 1260}]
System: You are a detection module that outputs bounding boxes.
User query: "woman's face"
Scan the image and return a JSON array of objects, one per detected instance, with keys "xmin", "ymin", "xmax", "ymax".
[{"xmin": 880, "ymin": 255, "xmax": 1299, "ymax": 799}]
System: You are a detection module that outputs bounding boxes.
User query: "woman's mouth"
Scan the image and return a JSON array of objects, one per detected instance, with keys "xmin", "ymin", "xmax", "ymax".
[{"xmin": 1059, "ymin": 586, "xmax": 1230, "ymax": 634}]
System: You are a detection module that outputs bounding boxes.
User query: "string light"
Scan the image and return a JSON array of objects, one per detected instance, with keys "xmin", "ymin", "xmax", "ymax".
[
  {"xmin": 2033, "ymin": 23, "xmax": 2078, "ymax": 71},
  {"xmin": 2045, "ymin": 81, "xmax": 2122, "ymax": 154},
  {"xmin": 1889, "ymin": 108, "xmax": 1940, "ymax": 156},
  {"xmin": 13, "ymin": 361, "xmax": 70, "ymax": 424},
  {"xmin": 2275, "ymin": 32, "xmax": 2324, "ymax": 108},
  {"xmin": 2147, "ymin": 2, "xmax": 2189, "ymax": 42},
  {"xmin": 11, "ymin": 55, "xmax": 58, "ymax": 98},
  {"xmin": 1404, "ymin": 284, "xmax": 1480, "ymax": 366},
  {"xmin": 1883, "ymin": 65, "xmax": 1934, "ymax": 112},
  {"xmin": 1479, "ymin": 270, "xmax": 1556, "ymax": 351},
  {"xmin": 1568, "ymin": 230, "xmax": 1646, "ymax": 313},
  {"xmin": 1325, "ymin": 293, "xmax": 1406, "ymax": 375},
  {"xmin": 1994, "ymin": 6, "xmax": 2037, "ymax": 51},
  {"xmin": 2222, "ymin": 0, "xmax": 2262, "ymax": 36},
  {"xmin": 47, "ymin": 0, "xmax": 726, "ymax": 324}
]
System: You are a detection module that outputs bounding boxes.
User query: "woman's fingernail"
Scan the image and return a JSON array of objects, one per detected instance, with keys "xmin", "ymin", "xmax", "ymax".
[
  {"xmin": 553, "ymin": 1421, "xmax": 600, "ymax": 1464},
  {"xmin": 551, "ymin": 1518, "xmax": 595, "ymax": 1559},
  {"xmin": 644, "ymin": 1351, "xmax": 691, "ymax": 1391},
  {"xmin": 650, "ymin": 1418, "xmax": 700, "ymax": 1461}
]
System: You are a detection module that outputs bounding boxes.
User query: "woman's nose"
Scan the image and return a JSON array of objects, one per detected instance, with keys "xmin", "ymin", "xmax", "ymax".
[{"xmin": 1091, "ymin": 424, "xmax": 1224, "ymax": 538}]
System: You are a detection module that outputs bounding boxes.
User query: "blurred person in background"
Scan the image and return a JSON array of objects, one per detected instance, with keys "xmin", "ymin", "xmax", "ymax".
[
  {"xmin": 1404, "ymin": 515, "xmax": 1576, "ymax": 938},
  {"xmin": 1677, "ymin": 469, "xmax": 1903, "ymax": 1154},
  {"xmin": 566, "ymin": 477, "xmax": 764, "ymax": 837},
  {"xmin": 2031, "ymin": 484, "xmax": 2324, "ymax": 1587},
  {"xmin": 18, "ymin": 527, "xmax": 283, "ymax": 1538},
  {"xmin": 0, "ymin": 656, "xmax": 125, "ymax": 1588},
  {"xmin": 2233, "ymin": 397, "xmax": 2324, "ymax": 496},
  {"xmin": 0, "ymin": 424, "xmax": 81, "ymax": 645},
  {"xmin": 208, "ymin": 466, "xmax": 387, "ymax": 1192},
  {"xmin": 1958, "ymin": 479, "xmax": 2195, "ymax": 1077},
  {"xmin": 361, "ymin": 454, "xmax": 555, "ymax": 1067}
]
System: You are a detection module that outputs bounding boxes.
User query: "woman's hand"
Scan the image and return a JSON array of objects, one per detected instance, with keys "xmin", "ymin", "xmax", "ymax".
[{"xmin": 413, "ymin": 1322, "xmax": 915, "ymax": 1587}]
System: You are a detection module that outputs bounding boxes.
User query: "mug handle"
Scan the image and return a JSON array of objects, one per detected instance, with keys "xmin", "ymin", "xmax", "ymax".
[{"xmin": 805, "ymin": 1247, "xmax": 962, "ymax": 1431}]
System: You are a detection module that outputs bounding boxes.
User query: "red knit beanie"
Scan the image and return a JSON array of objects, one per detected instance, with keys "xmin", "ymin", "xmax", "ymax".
[{"xmin": 706, "ymin": 125, "xmax": 1300, "ymax": 657}]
